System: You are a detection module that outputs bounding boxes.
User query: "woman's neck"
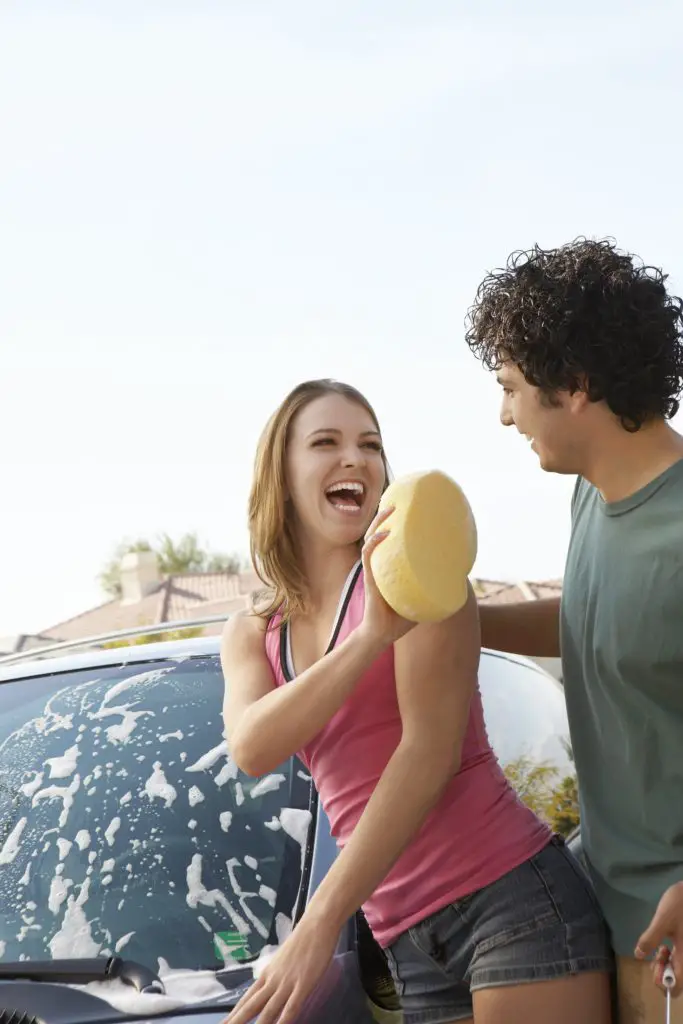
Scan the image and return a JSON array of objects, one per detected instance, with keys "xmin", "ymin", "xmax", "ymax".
[{"xmin": 299, "ymin": 540, "xmax": 361, "ymax": 614}]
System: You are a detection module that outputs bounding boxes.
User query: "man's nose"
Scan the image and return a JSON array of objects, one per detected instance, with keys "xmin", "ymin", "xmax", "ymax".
[{"xmin": 500, "ymin": 399, "xmax": 513, "ymax": 428}]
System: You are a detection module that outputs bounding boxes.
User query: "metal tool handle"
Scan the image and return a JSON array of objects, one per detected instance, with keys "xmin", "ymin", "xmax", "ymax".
[{"xmin": 663, "ymin": 964, "xmax": 675, "ymax": 1024}]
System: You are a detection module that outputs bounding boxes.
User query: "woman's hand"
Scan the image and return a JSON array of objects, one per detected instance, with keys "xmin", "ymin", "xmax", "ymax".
[
  {"xmin": 359, "ymin": 505, "xmax": 416, "ymax": 649},
  {"xmin": 221, "ymin": 919, "xmax": 339, "ymax": 1024}
]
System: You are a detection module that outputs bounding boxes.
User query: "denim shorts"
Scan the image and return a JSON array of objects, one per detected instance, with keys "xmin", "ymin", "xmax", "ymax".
[{"xmin": 383, "ymin": 835, "xmax": 614, "ymax": 1024}]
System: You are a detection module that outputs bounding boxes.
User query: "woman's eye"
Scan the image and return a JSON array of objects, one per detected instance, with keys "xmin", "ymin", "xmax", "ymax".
[
  {"xmin": 312, "ymin": 437, "xmax": 334, "ymax": 446},
  {"xmin": 364, "ymin": 442, "xmax": 383, "ymax": 452}
]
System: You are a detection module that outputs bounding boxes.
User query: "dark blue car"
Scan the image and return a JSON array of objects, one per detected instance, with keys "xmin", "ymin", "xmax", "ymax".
[{"xmin": 0, "ymin": 631, "xmax": 574, "ymax": 1023}]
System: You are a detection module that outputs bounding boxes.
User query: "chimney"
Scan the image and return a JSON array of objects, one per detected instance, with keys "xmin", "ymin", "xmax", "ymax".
[{"xmin": 119, "ymin": 550, "xmax": 161, "ymax": 604}]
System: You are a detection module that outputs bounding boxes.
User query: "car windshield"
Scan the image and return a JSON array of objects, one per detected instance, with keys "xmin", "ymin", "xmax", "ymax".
[{"xmin": 0, "ymin": 654, "xmax": 312, "ymax": 975}]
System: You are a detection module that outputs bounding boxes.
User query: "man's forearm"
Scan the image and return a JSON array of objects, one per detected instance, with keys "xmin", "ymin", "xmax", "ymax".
[{"xmin": 478, "ymin": 596, "xmax": 561, "ymax": 658}]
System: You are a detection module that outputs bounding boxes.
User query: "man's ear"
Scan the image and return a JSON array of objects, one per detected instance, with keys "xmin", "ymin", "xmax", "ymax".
[{"xmin": 568, "ymin": 375, "xmax": 591, "ymax": 413}]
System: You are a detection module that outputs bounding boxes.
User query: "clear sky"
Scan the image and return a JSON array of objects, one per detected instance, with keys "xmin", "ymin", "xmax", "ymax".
[{"xmin": 1, "ymin": 0, "xmax": 682, "ymax": 635}]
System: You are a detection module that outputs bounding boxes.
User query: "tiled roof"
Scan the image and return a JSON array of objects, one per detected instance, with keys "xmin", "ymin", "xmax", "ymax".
[
  {"xmin": 40, "ymin": 569, "xmax": 262, "ymax": 643},
  {"xmin": 474, "ymin": 578, "xmax": 562, "ymax": 604},
  {"xmin": 38, "ymin": 569, "xmax": 563, "ymax": 646}
]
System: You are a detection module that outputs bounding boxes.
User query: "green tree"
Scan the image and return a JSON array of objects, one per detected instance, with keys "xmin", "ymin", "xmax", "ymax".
[
  {"xmin": 99, "ymin": 532, "xmax": 244, "ymax": 598},
  {"xmin": 503, "ymin": 754, "xmax": 559, "ymax": 818},
  {"xmin": 102, "ymin": 624, "xmax": 206, "ymax": 649},
  {"xmin": 546, "ymin": 773, "xmax": 581, "ymax": 837},
  {"xmin": 503, "ymin": 752, "xmax": 580, "ymax": 838}
]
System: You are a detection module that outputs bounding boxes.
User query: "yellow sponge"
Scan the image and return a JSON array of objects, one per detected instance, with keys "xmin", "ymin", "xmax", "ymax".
[{"xmin": 369, "ymin": 469, "xmax": 477, "ymax": 623}]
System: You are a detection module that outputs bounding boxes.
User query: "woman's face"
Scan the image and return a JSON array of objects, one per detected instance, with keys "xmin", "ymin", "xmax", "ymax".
[{"xmin": 285, "ymin": 393, "xmax": 387, "ymax": 549}]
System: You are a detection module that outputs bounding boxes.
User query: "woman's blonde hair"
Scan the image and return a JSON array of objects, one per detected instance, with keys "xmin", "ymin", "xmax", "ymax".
[{"xmin": 248, "ymin": 378, "xmax": 390, "ymax": 622}]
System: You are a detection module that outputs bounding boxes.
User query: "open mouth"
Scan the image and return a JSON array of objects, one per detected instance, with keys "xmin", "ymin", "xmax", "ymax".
[{"xmin": 325, "ymin": 480, "xmax": 365, "ymax": 513}]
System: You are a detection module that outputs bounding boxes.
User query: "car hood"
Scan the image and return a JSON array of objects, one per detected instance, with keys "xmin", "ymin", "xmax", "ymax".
[
  {"xmin": 0, "ymin": 968, "xmax": 250, "ymax": 1023},
  {"xmin": 0, "ymin": 952, "xmax": 386, "ymax": 1024}
]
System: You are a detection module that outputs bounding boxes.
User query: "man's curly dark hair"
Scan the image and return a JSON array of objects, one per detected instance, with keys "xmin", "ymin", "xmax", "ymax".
[{"xmin": 464, "ymin": 237, "xmax": 683, "ymax": 431}]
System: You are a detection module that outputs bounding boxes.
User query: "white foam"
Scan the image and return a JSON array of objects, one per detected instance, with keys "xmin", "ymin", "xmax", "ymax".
[
  {"xmin": 119, "ymin": 791, "xmax": 132, "ymax": 807},
  {"xmin": 49, "ymin": 874, "xmax": 73, "ymax": 914},
  {"xmin": 101, "ymin": 859, "xmax": 115, "ymax": 873},
  {"xmin": 0, "ymin": 941, "xmax": 5, "ymax": 959},
  {"xmin": 34, "ymin": 693, "xmax": 74, "ymax": 736},
  {"xmin": 104, "ymin": 817, "xmax": 121, "ymax": 847},
  {"xmin": 214, "ymin": 759, "xmax": 239, "ymax": 787},
  {"xmin": 275, "ymin": 912, "xmax": 292, "ymax": 943},
  {"xmin": 259, "ymin": 884, "xmax": 277, "ymax": 907},
  {"xmin": 225, "ymin": 858, "xmax": 268, "ymax": 939},
  {"xmin": 144, "ymin": 762, "xmax": 178, "ymax": 808},
  {"xmin": 185, "ymin": 853, "xmax": 250, "ymax": 935},
  {"xmin": 87, "ymin": 669, "xmax": 166, "ymax": 746},
  {"xmin": 45, "ymin": 743, "xmax": 81, "ymax": 779},
  {"xmin": 32, "ymin": 774, "xmax": 81, "ymax": 828},
  {"xmin": 114, "ymin": 931, "xmax": 135, "ymax": 952},
  {"xmin": 67, "ymin": 967, "xmax": 230, "ymax": 1016},
  {"xmin": 49, "ymin": 877, "xmax": 101, "ymax": 959},
  {"xmin": 188, "ymin": 785, "xmax": 205, "ymax": 807},
  {"xmin": 250, "ymin": 773, "xmax": 286, "ymax": 798},
  {"xmin": 57, "ymin": 838, "xmax": 73, "ymax": 861},
  {"xmin": 20, "ymin": 771, "xmax": 45, "ymax": 798},
  {"xmin": 160, "ymin": 730, "xmax": 184, "ymax": 742},
  {"xmin": 185, "ymin": 741, "xmax": 227, "ymax": 773},
  {"xmin": 0, "ymin": 817, "xmax": 27, "ymax": 865},
  {"xmin": 219, "ymin": 811, "xmax": 233, "ymax": 833},
  {"xmin": 91, "ymin": 706, "xmax": 151, "ymax": 746},
  {"xmin": 279, "ymin": 807, "xmax": 312, "ymax": 869}
]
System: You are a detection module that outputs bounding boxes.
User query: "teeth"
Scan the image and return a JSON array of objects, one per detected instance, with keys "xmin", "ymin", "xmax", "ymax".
[{"xmin": 326, "ymin": 481, "xmax": 364, "ymax": 495}]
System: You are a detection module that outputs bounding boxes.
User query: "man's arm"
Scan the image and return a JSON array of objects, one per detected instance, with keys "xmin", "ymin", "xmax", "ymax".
[{"xmin": 478, "ymin": 596, "xmax": 561, "ymax": 658}]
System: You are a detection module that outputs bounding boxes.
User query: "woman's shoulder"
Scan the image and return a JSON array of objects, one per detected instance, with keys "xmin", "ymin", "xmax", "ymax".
[{"xmin": 221, "ymin": 608, "xmax": 271, "ymax": 650}]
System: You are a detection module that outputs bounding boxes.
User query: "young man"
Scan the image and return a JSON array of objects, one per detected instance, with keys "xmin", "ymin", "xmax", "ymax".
[{"xmin": 465, "ymin": 237, "xmax": 683, "ymax": 1024}]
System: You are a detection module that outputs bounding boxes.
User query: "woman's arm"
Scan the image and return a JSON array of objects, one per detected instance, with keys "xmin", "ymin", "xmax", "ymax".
[
  {"xmin": 221, "ymin": 612, "xmax": 386, "ymax": 777},
  {"xmin": 302, "ymin": 581, "xmax": 480, "ymax": 931}
]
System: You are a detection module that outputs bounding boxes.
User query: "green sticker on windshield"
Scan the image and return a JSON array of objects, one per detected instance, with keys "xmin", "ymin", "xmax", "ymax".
[{"xmin": 214, "ymin": 930, "xmax": 251, "ymax": 962}]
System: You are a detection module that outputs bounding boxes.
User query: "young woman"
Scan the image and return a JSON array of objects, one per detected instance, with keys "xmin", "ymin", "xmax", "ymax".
[{"xmin": 220, "ymin": 379, "xmax": 614, "ymax": 1024}]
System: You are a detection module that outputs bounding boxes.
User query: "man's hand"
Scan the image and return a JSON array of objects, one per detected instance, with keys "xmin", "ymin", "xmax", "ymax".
[
  {"xmin": 221, "ymin": 919, "xmax": 339, "ymax": 1024},
  {"xmin": 635, "ymin": 881, "xmax": 683, "ymax": 996}
]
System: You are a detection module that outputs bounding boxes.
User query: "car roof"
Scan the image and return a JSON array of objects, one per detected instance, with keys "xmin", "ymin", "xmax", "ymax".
[
  {"xmin": 0, "ymin": 633, "xmax": 222, "ymax": 682},
  {"xmin": 0, "ymin": 632, "xmax": 558, "ymax": 688}
]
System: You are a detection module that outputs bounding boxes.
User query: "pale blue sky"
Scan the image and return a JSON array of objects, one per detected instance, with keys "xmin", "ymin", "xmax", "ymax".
[{"xmin": 1, "ymin": 0, "xmax": 682, "ymax": 635}]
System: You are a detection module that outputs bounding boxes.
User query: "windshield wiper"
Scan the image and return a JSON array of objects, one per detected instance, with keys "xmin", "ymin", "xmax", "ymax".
[{"xmin": 0, "ymin": 956, "xmax": 164, "ymax": 993}]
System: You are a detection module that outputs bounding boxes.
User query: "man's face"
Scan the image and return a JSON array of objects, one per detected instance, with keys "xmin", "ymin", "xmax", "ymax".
[{"xmin": 496, "ymin": 361, "xmax": 580, "ymax": 474}]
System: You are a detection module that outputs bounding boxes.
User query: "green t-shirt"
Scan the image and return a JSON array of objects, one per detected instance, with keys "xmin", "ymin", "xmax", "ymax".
[{"xmin": 561, "ymin": 458, "xmax": 683, "ymax": 957}]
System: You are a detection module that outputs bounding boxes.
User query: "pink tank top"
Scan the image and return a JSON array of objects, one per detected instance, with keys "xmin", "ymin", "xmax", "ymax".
[{"xmin": 265, "ymin": 561, "xmax": 551, "ymax": 948}]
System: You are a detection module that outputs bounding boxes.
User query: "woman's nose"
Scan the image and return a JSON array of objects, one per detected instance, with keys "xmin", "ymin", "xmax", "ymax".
[{"xmin": 341, "ymin": 445, "xmax": 365, "ymax": 466}]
